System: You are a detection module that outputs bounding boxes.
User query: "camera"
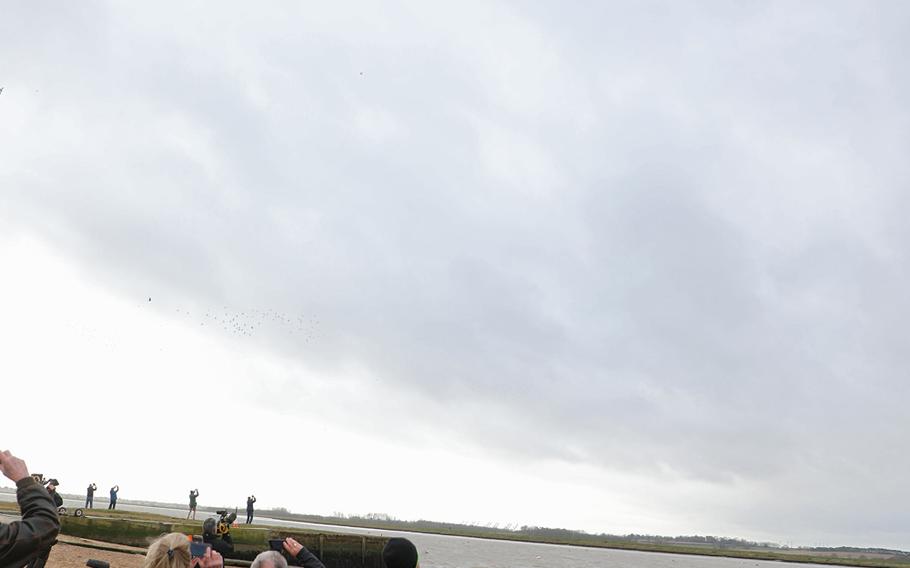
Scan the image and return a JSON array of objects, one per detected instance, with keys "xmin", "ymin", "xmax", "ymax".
[{"xmin": 215, "ymin": 509, "xmax": 238, "ymax": 536}]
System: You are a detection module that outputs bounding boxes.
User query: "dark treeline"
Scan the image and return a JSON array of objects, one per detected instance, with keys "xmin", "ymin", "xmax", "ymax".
[
  {"xmin": 264, "ymin": 509, "xmax": 908, "ymax": 557},
  {"xmin": 266, "ymin": 509, "xmax": 781, "ymax": 549}
]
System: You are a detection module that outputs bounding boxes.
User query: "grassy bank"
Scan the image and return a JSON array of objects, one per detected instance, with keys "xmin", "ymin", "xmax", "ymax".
[
  {"xmin": 0, "ymin": 503, "xmax": 385, "ymax": 568},
  {"xmin": 3, "ymin": 501, "xmax": 908, "ymax": 567}
]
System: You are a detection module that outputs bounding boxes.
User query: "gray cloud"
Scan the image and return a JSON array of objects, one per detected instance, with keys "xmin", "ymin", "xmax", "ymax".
[{"xmin": 4, "ymin": 0, "xmax": 910, "ymax": 547}]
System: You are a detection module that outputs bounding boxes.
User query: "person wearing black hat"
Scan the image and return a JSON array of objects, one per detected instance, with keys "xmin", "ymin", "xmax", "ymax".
[
  {"xmin": 0, "ymin": 450, "xmax": 60, "ymax": 568},
  {"xmin": 45, "ymin": 479, "xmax": 63, "ymax": 509},
  {"xmin": 383, "ymin": 537, "xmax": 419, "ymax": 568}
]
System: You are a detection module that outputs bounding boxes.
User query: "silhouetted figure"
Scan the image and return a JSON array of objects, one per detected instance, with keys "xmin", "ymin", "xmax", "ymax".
[{"xmin": 246, "ymin": 495, "xmax": 256, "ymax": 524}]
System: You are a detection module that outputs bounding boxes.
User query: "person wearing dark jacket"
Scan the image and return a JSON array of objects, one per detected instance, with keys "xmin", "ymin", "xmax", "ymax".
[
  {"xmin": 108, "ymin": 485, "xmax": 119, "ymax": 510},
  {"xmin": 246, "ymin": 495, "xmax": 256, "ymax": 524},
  {"xmin": 45, "ymin": 480, "xmax": 63, "ymax": 509},
  {"xmin": 0, "ymin": 450, "xmax": 60, "ymax": 568},
  {"xmin": 202, "ymin": 517, "xmax": 234, "ymax": 557},
  {"xmin": 274, "ymin": 537, "xmax": 326, "ymax": 568},
  {"xmin": 85, "ymin": 483, "xmax": 96, "ymax": 508}
]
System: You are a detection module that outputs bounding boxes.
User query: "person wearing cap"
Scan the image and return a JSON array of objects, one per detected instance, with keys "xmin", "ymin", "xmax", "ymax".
[
  {"xmin": 0, "ymin": 449, "xmax": 60, "ymax": 567},
  {"xmin": 383, "ymin": 537, "xmax": 419, "ymax": 568},
  {"xmin": 45, "ymin": 480, "xmax": 63, "ymax": 509}
]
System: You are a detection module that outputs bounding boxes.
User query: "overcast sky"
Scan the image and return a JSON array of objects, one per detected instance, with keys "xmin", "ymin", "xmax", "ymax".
[{"xmin": 2, "ymin": 0, "xmax": 910, "ymax": 550}]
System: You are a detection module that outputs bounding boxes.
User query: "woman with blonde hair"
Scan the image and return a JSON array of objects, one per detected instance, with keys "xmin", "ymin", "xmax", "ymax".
[{"xmin": 143, "ymin": 532, "xmax": 223, "ymax": 568}]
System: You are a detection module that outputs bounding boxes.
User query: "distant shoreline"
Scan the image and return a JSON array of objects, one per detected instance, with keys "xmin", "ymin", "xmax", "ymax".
[{"xmin": 1, "ymin": 488, "xmax": 906, "ymax": 568}]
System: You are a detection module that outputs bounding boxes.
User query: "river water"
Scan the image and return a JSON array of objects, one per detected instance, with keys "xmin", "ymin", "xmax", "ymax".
[{"xmin": 1, "ymin": 494, "xmax": 842, "ymax": 568}]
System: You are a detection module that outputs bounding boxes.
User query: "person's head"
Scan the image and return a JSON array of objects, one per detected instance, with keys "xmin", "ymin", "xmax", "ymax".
[
  {"xmin": 250, "ymin": 550, "xmax": 288, "ymax": 568},
  {"xmin": 382, "ymin": 537, "xmax": 419, "ymax": 568},
  {"xmin": 202, "ymin": 518, "xmax": 217, "ymax": 537},
  {"xmin": 143, "ymin": 533, "xmax": 191, "ymax": 568}
]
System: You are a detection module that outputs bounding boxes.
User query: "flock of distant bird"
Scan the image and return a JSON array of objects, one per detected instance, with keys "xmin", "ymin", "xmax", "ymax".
[
  {"xmin": 147, "ymin": 296, "xmax": 320, "ymax": 343},
  {"xmin": 173, "ymin": 304, "xmax": 320, "ymax": 342}
]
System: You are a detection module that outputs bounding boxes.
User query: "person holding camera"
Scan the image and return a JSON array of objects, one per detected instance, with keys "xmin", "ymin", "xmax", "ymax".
[
  {"xmin": 0, "ymin": 449, "xmax": 60, "ymax": 568},
  {"xmin": 85, "ymin": 483, "xmax": 97, "ymax": 508},
  {"xmin": 187, "ymin": 489, "xmax": 200, "ymax": 520},
  {"xmin": 201, "ymin": 518, "xmax": 234, "ymax": 557},
  {"xmin": 246, "ymin": 495, "xmax": 256, "ymax": 524},
  {"xmin": 250, "ymin": 537, "xmax": 325, "ymax": 568},
  {"xmin": 108, "ymin": 485, "xmax": 119, "ymax": 510},
  {"xmin": 45, "ymin": 480, "xmax": 63, "ymax": 509}
]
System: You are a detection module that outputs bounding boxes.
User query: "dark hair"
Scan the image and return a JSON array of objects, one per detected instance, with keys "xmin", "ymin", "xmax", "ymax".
[{"xmin": 382, "ymin": 538, "xmax": 418, "ymax": 568}]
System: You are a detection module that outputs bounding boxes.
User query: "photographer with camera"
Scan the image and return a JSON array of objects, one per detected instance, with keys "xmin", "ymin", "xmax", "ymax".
[
  {"xmin": 201, "ymin": 512, "xmax": 235, "ymax": 557},
  {"xmin": 251, "ymin": 537, "xmax": 326, "ymax": 568},
  {"xmin": 108, "ymin": 485, "xmax": 119, "ymax": 510},
  {"xmin": 187, "ymin": 489, "xmax": 199, "ymax": 520},
  {"xmin": 85, "ymin": 483, "xmax": 97, "ymax": 508},
  {"xmin": 0, "ymin": 449, "xmax": 60, "ymax": 568},
  {"xmin": 45, "ymin": 479, "xmax": 63, "ymax": 509},
  {"xmin": 246, "ymin": 495, "xmax": 256, "ymax": 524}
]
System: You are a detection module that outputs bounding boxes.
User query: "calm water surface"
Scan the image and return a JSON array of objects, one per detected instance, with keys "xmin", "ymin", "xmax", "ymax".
[{"xmin": 1, "ymin": 494, "xmax": 845, "ymax": 568}]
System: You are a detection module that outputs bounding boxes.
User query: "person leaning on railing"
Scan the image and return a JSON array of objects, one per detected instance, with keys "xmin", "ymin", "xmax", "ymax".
[{"xmin": 0, "ymin": 450, "xmax": 60, "ymax": 568}]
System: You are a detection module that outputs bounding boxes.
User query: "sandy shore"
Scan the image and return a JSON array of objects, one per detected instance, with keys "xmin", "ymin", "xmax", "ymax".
[{"xmin": 46, "ymin": 542, "xmax": 145, "ymax": 568}]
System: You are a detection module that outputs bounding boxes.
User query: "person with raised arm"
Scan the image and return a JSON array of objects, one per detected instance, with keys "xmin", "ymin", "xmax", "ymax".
[{"xmin": 0, "ymin": 449, "xmax": 60, "ymax": 567}]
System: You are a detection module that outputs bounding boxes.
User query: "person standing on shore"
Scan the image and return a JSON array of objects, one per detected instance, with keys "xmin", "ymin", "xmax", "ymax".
[
  {"xmin": 0, "ymin": 449, "xmax": 60, "ymax": 567},
  {"xmin": 85, "ymin": 483, "xmax": 97, "ymax": 508},
  {"xmin": 108, "ymin": 485, "xmax": 119, "ymax": 510},
  {"xmin": 246, "ymin": 495, "xmax": 256, "ymax": 524},
  {"xmin": 187, "ymin": 488, "xmax": 199, "ymax": 520}
]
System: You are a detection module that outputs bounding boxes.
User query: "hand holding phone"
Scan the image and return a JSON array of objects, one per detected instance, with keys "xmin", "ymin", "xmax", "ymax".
[{"xmin": 190, "ymin": 541, "xmax": 211, "ymax": 558}]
